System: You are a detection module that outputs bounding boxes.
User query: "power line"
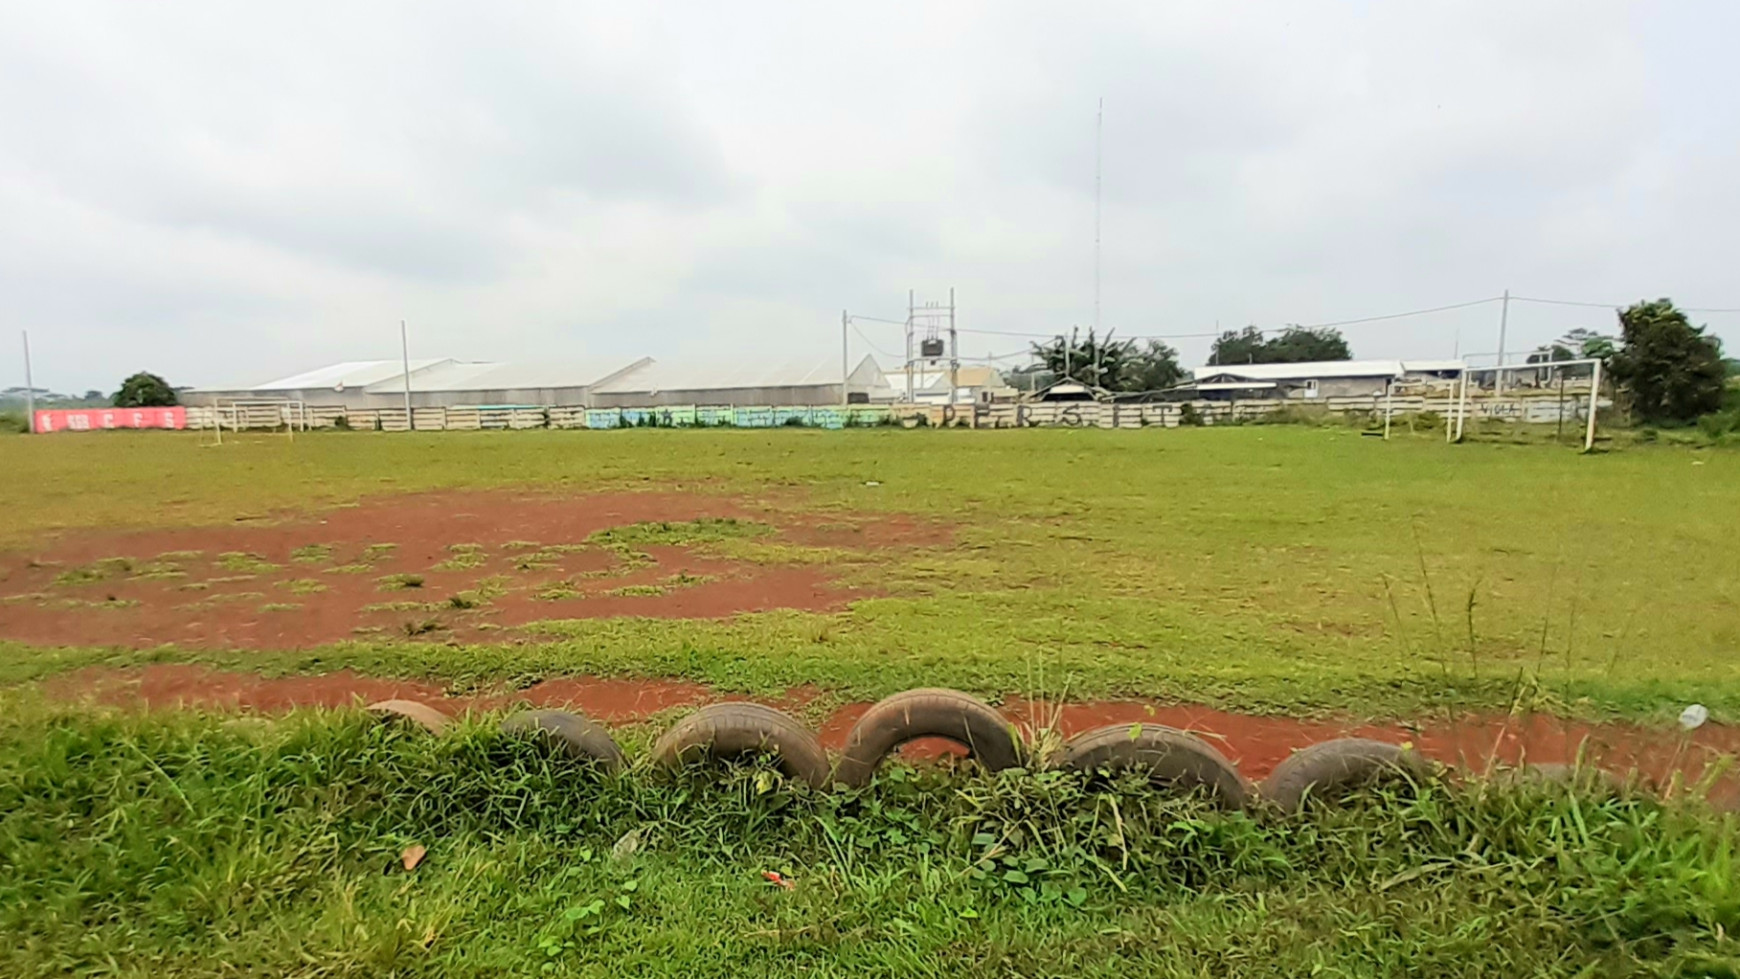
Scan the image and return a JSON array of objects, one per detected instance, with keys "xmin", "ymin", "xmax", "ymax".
[
  {"xmin": 848, "ymin": 324, "xmax": 899, "ymax": 360},
  {"xmin": 1292, "ymin": 296, "xmax": 1504, "ymax": 329},
  {"xmin": 1511, "ymin": 295, "xmax": 1740, "ymax": 313},
  {"xmin": 854, "ymin": 291, "xmax": 1740, "ymax": 370}
]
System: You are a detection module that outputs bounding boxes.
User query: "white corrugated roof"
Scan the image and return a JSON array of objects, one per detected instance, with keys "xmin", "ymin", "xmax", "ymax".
[
  {"xmin": 1196, "ymin": 380, "xmax": 1280, "ymax": 391},
  {"xmin": 595, "ymin": 357, "xmax": 852, "ymax": 394},
  {"xmin": 1191, "ymin": 360, "xmax": 1404, "ymax": 381},
  {"xmin": 362, "ymin": 361, "xmax": 619, "ymax": 393},
  {"xmin": 1400, "ymin": 359, "xmax": 1468, "ymax": 373},
  {"xmin": 248, "ymin": 360, "xmax": 452, "ymax": 391}
]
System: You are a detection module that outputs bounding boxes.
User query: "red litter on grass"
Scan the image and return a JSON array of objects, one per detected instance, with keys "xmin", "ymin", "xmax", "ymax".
[{"xmin": 762, "ymin": 871, "xmax": 794, "ymax": 890}]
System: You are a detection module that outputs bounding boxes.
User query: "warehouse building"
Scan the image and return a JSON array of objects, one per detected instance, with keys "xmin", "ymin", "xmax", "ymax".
[
  {"xmin": 590, "ymin": 356, "xmax": 893, "ymax": 407},
  {"xmin": 194, "ymin": 355, "xmax": 893, "ymax": 409}
]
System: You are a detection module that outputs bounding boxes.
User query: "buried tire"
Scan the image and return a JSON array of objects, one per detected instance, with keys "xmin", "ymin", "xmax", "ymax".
[
  {"xmin": 1500, "ymin": 762, "xmax": 1628, "ymax": 794},
  {"xmin": 833, "ymin": 688, "xmax": 1023, "ymax": 788},
  {"xmin": 1260, "ymin": 738, "xmax": 1430, "ymax": 813},
  {"xmin": 651, "ymin": 703, "xmax": 830, "ymax": 789},
  {"xmin": 500, "ymin": 709, "xmax": 625, "ymax": 773},
  {"xmin": 366, "ymin": 699, "xmax": 451, "ymax": 735},
  {"xmin": 1056, "ymin": 723, "xmax": 1247, "ymax": 808}
]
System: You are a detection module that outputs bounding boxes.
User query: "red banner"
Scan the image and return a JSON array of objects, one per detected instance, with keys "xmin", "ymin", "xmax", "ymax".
[{"xmin": 33, "ymin": 407, "xmax": 187, "ymax": 433}]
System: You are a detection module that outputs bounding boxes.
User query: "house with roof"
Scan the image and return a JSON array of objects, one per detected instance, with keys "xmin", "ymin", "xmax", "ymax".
[{"xmin": 1184, "ymin": 360, "xmax": 1469, "ymax": 401}]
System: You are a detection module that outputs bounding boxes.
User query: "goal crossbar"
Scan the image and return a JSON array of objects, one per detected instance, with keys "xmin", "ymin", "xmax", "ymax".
[{"xmin": 1446, "ymin": 358, "xmax": 1604, "ymax": 450}]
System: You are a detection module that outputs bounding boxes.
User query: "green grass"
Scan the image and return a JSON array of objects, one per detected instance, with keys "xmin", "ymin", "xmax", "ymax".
[
  {"xmin": 52, "ymin": 556, "xmax": 133, "ymax": 586},
  {"xmin": 0, "ymin": 703, "xmax": 1734, "ymax": 977},
  {"xmin": 289, "ymin": 543, "xmax": 332, "ymax": 564},
  {"xmin": 589, "ymin": 517, "xmax": 774, "ymax": 548},
  {"xmin": 2, "ymin": 428, "xmax": 1739, "ymax": 721}
]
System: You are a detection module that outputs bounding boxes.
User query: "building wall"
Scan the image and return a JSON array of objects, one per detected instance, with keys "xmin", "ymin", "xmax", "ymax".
[
  {"xmin": 592, "ymin": 383, "xmax": 846, "ymax": 408},
  {"xmin": 1289, "ymin": 376, "xmax": 1390, "ymax": 400}
]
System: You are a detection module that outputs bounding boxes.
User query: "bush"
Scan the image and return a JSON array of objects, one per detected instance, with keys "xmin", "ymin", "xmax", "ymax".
[
  {"xmin": 0, "ymin": 411, "xmax": 27, "ymax": 434},
  {"xmin": 1609, "ymin": 300, "xmax": 1726, "ymax": 423},
  {"xmin": 112, "ymin": 372, "xmax": 177, "ymax": 408},
  {"xmin": 1694, "ymin": 384, "xmax": 1740, "ymax": 440},
  {"xmin": 1177, "ymin": 403, "xmax": 1205, "ymax": 427}
]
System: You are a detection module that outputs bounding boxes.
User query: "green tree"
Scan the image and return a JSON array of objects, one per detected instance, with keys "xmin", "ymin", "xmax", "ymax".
[
  {"xmin": 1208, "ymin": 326, "xmax": 1267, "ymax": 365},
  {"xmin": 1122, "ymin": 340, "xmax": 1185, "ymax": 391},
  {"xmin": 1608, "ymin": 299, "xmax": 1725, "ymax": 423},
  {"xmin": 113, "ymin": 372, "xmax": 178, "ymax": 408},
  {"xmin": 1208, "ymin": 326, "xmax": 1351, "ymax": 364},
  {"xmin": 1262, "ymin": 326, "xmax": 1352, "ymax": 362},
  {"xmin": 1028, "ymin": 331, "xmax": 1185, "ymax": 392},
  {"xmin": 1030, "ymin": 328, "xmax": 1131, "ymax": 389}
]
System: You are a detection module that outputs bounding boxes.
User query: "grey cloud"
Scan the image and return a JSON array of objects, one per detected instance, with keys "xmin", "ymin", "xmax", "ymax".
[{"xmin": 3, "ymin": 1, "xmax": 1738, "ymax": 392}]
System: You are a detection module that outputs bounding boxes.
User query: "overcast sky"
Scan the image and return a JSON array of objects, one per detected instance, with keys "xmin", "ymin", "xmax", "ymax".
[{"xmin": 4, "ymin": 1, "xmax": 1737, "ymax": 392}]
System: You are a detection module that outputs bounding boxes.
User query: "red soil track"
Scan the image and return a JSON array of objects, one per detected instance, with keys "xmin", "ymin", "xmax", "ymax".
[
  {"xmin": 46, "ymin": 665, "xmax": 1739, "ymax": 805},
  {"xmin": 0, "ymin": 491, "xmax": 945, "ymax": 649}
]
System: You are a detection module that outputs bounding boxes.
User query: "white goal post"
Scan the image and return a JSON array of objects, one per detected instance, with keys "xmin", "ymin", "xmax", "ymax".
[
  {"xmin": 1446, "ymin": 358, "xmax": 1605, "ymax": 450},
  {"xmin": 206, "ymin": 398, "xmax": 310, "ymax": 441}
]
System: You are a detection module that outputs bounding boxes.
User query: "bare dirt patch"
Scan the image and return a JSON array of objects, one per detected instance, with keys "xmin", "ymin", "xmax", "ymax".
[
  {"xmin": 45, "ymin": 665, "xmax": 1739, "ymax": 806},
  {"xmin": 0, "ymin": 491, "xmax": 945, "ymax": 649}
]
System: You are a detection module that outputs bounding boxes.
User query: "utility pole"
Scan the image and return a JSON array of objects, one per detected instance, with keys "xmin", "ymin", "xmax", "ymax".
[
  {"xmin": 1495, "ymin": 288, "xmax": 1510, "ymax": 394},
  {"xmin": 21, "ymin": 331, "xmax": 35, "ymax": 434},
  {"xmin": 399, "ymin": 320, "xmax": 413, "ymax": 429},
  {"xmin": 947, "ymin": 287, "xmax": 958, "ymax": 405},
  {"xmin": 905, "ymin": 290, "xmax": 915, "ymax": 404},
  {"xmin": 1093, "ymin": 96, "xmax": 1103, "ymax": 338},
  {"xmin": 840, "ymin": 309, "xmax": 849, "ymax": 406}
]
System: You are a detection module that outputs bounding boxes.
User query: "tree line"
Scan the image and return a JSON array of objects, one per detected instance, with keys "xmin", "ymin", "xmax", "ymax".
[
  {"xmin": 1011, "ymin": 299, "xmax": 1732, "ymax": 425},
  {"xmin": 1008, "ymin": 325, "xmax": 1354, "ymax": 394}
]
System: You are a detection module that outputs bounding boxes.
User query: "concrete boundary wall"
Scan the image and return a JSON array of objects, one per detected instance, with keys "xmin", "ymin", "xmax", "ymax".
[{"xmin": 183, "ymin": 393, "xmax": 1597, "ymax": 433}]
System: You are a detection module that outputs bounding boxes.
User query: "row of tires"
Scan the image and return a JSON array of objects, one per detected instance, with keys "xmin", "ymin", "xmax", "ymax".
[{"xmin": 370, "ymin": 688, "xmax": 1448, "ymax": 813}]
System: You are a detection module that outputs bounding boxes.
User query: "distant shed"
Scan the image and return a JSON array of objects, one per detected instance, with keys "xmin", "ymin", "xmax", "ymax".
[{"xmin": 590, "ymin": 356, "xmax": 891, "ymax": 408}]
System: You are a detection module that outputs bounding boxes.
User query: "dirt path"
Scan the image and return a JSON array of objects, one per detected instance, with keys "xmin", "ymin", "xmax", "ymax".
[
  {"xmin": 44, "ymin": 664, "xmax": 1738, "ymax": 804},
  {"xmin": 0, "ymin": 490, "xmax": 945, "ymax": 648}
]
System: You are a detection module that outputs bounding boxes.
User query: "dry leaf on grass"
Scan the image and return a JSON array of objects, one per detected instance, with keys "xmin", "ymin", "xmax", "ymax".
[{"xmin": 401, "ymin": 844, "xmax": 427, "ymax": 871}]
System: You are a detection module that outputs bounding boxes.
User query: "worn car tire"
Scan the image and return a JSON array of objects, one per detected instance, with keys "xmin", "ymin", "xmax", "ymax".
[
  {"xmin": 833, "ymin": 688, "xmax": 1023, "ymax": 788},
  {"xmin": 650, "ymin": 702, "xmax": 830, "ymax": 789},
  {"xmin": 1259, "ymin": 738, "xmax": 1429, "ymax": 813},
  {"xmin": 500, "ymin": 709, "xmax": 625, "ymax": 773},
  {"xmin": 366, "ymin": 699, "xmax": 451, "ymax": 735},
  {"xmin": 1503, "ymin": 762, "xmax": 1625, "ymax": 793},
  {"xmin": 1057, "ymin": 723, "xmax": 1247, "ymax": 808}
]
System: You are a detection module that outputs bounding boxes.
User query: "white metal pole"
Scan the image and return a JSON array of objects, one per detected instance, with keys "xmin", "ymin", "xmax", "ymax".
[
  {"xmin": 400, "ymin": 319, "xmax": 413, "ymax": 431},
  {"xmin": 21, "ymin": 331, "xmax": 35, "ymax": 434},
  {"xmin": 1455, "ymin": 369, "xmax": 1471, "ymax": 441},
  {"xmin": 1584, "ymin": 358, "xmax": 1602, "ymax": 452},
  {"xmin": 211, "ymin": 395, "xmax": 222, "ymax": 445},
  {"xmin": 1446, "ymin": 372, "xmax": 1458, "ymax": 444},
  {"xmin": 841, "ymin": 310, "xmax": 849, "ymax": 406},
  {"xmin": 948, "ymin": 286, "xmax": 958, "ymax": 405},
  {"xmin": 1383, "ymin": 383, "xmax": 1393, "ymax": 440},
  {"xmin": 1495, "ymin": 288, "xmax": 1510, "ymax": 395}
]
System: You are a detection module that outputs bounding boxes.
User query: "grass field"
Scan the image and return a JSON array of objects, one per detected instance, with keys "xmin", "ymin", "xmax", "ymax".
[
  {"xmin": 4, "ymin": 426, "xmax": 1738, "ymax": 976},
  {"xmin": 4, "ymin": 426, "xmax": 1737, "ymax": 720}
]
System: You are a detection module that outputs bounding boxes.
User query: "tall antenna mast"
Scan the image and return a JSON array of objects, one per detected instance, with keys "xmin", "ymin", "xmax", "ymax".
[{"xmin": 1093, "ymin": 96, "xmax": 1103, "ymax": 336}]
